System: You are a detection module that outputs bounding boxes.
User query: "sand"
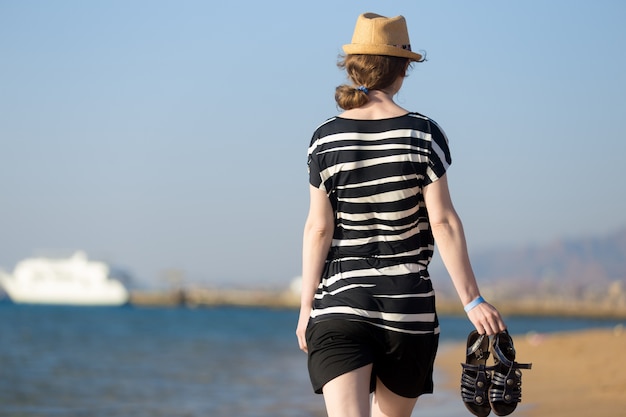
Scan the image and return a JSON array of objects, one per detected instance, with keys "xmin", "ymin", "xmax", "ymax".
[{"xmin": 435, "ymin": 326, "xmax": 626, "ymax": 417}]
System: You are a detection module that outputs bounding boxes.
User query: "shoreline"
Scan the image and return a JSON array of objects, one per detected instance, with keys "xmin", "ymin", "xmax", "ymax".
[
  {"xmin": 128, "ymin": 288, "xmax": 626, "ymax": 320},
  {"xmin": 434, "ymin": 326, "xmax": 626, "ymax": 417}
]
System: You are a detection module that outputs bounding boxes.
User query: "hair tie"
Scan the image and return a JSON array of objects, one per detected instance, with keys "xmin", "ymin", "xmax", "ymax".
[{"xmin": 356, "ymin": 85, "xmax": 369, "ymax": 94}]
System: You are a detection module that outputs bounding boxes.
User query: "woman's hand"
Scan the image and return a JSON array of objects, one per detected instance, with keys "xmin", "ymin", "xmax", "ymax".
[
  {"xmin": 295, "ymin": 308, "xmax": 311, "ymax": 353},
  {"xmin": 466, "ymin": 301, "xmax": 507, "ymax": 336}
]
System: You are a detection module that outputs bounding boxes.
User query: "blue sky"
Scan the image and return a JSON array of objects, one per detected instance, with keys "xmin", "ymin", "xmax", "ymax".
[{"xmin": 1, "ymin": 1, "xmax": 625, "ymax": 288}]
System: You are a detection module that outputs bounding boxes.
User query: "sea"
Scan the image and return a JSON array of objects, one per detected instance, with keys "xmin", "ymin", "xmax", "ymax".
[{"xmin": 1, "ymin": 302, "xmax": 623, "ymax": 417}]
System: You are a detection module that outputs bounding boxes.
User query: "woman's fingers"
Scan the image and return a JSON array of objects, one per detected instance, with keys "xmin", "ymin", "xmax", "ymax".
[{"xmin": 468, "ymin": 302, "xmax": 507, "ymax": 335}]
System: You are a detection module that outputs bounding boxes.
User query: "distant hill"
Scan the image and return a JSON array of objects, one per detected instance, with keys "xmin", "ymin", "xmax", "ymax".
[
  {"xmin": 470, "ymin": 227, "xmax": 626, "ymax": 284},
  {"xmin": 432, "ymin": 227, "xmax": 626, "ymax": 304}
]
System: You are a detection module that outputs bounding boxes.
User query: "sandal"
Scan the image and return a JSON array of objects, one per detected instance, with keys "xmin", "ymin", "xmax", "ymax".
[
  {"xmin": 461, "ymin": 330, "xmax": 492, "ymax": 417},
  {"xmin": 489, "ymin": 330, "xmax": 532, "ymax": 416}
]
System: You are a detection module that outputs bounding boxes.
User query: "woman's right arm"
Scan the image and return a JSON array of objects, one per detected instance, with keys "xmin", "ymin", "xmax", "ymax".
[{"xmin": 296, "ymin": 185, "xmax": 335, "ymax": 352}]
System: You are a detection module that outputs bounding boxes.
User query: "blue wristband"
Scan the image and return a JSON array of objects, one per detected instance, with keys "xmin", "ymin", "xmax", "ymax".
[{"xmin": 464, "ymin": 296, "xmax": 485, "ymax": 313}]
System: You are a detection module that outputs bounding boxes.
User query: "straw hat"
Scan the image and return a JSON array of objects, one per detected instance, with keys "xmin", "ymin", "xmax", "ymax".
[{"xmin": 343, "ymin": 13, "xmax": 423, "ymax": 62}]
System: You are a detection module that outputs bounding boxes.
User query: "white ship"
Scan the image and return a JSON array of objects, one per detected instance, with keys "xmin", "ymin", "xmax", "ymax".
[{"xmin": 0, "ymin": 251, "xmax": 129, "ymax": 306}]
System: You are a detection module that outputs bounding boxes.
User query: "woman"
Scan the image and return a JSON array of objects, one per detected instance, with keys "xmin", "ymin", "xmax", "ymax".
[{"xmin": 296, "ymin": 13, "xmax": 507, "ymax": 417}]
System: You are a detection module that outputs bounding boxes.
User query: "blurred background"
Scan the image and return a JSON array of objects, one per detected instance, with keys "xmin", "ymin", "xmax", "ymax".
[
  {"xmin": 1, "ymin": 2, "xmax": 625, "ymax": 417},
  {"xmin": 2, "ymin": 0, "xmax": 624, "ymax": 292}
]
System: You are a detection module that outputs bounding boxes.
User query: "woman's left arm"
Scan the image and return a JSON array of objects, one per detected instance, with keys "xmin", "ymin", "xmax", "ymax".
[{"xmin": 296, "ymin": 185, "xmax": 335, "ymax": 352}]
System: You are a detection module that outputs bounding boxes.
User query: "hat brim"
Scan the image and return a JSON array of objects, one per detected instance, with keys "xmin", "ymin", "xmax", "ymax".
[{"xmin": 342, "ymin": 44, "xmax": 423, "ymax": 62}]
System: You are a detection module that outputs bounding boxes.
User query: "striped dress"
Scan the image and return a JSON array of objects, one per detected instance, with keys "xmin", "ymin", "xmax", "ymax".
[{"xmin": 307, "ymin": 112, "xmax": 452, "ymax": 335}]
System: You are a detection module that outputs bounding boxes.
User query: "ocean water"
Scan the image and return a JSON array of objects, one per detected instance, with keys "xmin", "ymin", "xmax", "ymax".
[{"xmin": 0, "ymin": 303, "xmax": 622, "ymax": 417}]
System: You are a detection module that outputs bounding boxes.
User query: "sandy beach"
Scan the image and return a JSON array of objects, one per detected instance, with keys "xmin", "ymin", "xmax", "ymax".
[{"xmin": 435, "ymin": 326, "xmax": 626, "ymax": 417}]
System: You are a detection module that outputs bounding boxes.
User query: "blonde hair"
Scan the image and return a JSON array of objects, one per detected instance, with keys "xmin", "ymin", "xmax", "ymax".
[{"xmin": 335, "ymin": 54, "xmax": 412, "ymax": 110}]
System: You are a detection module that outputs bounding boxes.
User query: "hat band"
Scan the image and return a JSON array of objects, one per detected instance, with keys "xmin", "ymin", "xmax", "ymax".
[{"xmin": 392, "ymin": 44, "xmax": 412, "ymax": 51}]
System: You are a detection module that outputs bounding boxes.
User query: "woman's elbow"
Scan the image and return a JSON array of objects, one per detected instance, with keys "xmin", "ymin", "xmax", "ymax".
[
  {"xmin": 429, "ymin": 210, "xmax": 463, "ymax": 233},
  {"xmin": 304, "ymin": 215, "xmax": 334, "ymax": 238},
  {"xmin": 305, "ymin": 222, "xmax": 333, "ymax": 240}
]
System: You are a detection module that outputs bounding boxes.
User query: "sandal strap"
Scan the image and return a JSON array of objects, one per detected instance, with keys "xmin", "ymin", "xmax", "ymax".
[
  {"xmin": 514, "ymin": 361, "xmax": 532, "ymax": 370},
  {"xmin": 489, "ymin": 386, "xmax": 523, "ymax": 404},
  {"xmin": 461, "ymin": 362, "xmax": 495, "ymax": 372},
  {"xmin": 466, "ymin": 333, "xmax": 489, "ymax": 360},
  {"xmin": 461, "ymin": 364, "xmax": 491, "ymax": 405},
  {"xmin": 491, "ymin": 331, "xmax": 532, "ymax": 370},
  {"xmin": 490, "ymin": 367, "xmax": 524, "ymax": 404},
  {"xmin": 491, "ymin": 339, "xmax": 514, "ymax": 368}
]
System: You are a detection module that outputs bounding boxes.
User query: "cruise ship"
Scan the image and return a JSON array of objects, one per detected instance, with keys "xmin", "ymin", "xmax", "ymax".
[{"xmin": 0, "ymin": 252, "xmax": 129, "ymax": 306}]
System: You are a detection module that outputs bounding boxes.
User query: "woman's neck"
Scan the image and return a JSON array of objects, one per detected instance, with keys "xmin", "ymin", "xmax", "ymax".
[{"xmin": 339, "ymin": 90, "xmax": 409, "ymax": 120}]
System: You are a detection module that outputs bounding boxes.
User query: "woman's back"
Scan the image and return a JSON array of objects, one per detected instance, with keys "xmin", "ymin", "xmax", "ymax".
[
  {"xmin": 307, "ymin": 112, "xmax": 451, "ymax": 332},
  {"xmin": 309, "ymin": 112, "xmax": 450, "ymax": 261}
]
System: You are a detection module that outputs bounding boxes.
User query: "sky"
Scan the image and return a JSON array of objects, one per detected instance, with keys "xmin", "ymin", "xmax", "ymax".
[{"xmin": 1, "ymin": 0, "xmax": 625, "ymax": 289}]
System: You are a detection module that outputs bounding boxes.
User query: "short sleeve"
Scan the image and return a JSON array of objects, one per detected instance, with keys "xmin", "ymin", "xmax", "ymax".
[
  {"xmin": 308, "ymin": 152, "xmax": 322, "ymax": 189},
  {"xmin": 307, "ymin": 134, "xmax": 324, "ymax": 190},
  {"xmin": 425, "ymin": 119, "xmax": 452, "ymax": 185}
]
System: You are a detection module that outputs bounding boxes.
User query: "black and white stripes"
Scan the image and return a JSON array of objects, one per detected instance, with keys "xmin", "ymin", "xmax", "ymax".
[{"xmin": 307, "ymin": 113, "xmax": 451, "ymax": 334}]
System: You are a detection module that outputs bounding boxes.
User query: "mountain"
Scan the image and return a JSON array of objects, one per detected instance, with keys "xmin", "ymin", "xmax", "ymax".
[
  {"xmin": 470, "ymin": 227, "xmax": 626, "ymax": 284},
  {"xmin": 432, "ymin": 227, "xmax": 626, "ymax": 305}
]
